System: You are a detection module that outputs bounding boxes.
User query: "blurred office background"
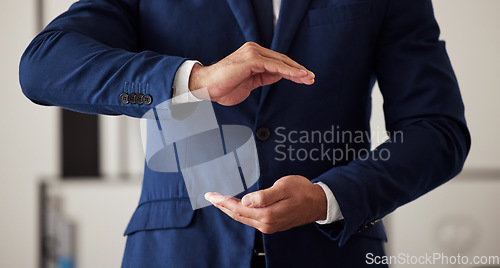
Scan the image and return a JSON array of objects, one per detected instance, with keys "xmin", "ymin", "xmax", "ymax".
[{"xmin": 1, "ymin": 0, "xmax": 499, "ymax": 267}]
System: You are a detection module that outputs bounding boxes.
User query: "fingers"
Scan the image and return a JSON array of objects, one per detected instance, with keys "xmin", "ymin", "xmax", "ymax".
[
  {"xmin": 258, "ymin": 48, "xmax": 314, "ymax": 77},
  {"xmin": 193, "ymin": 42, "xmax": 316, "ymax": 106},
  {"xmin": 240, "ymin": 42, "xmax": 315, "ymax": 85},
  {"xmin": 241, "ymin": 185, "xmax": 286, "ymax": 208},
  {"xmin": 215, "ymin": 204, "xmax": 266, "ymax": 231},
  {"xmin": 204, "ymin": 192, "xmax": 282, "ymax": 234},
  {"xmin": 205, "ymin": 193, "xmax": 263, "ymax": 220},
  {"xmin": 255, "ymin": 59, "xmax": 315, "ymax": 85},
  {"xmin": 250, "ymin": 56, "xmax": 315, "ymax": 85}
]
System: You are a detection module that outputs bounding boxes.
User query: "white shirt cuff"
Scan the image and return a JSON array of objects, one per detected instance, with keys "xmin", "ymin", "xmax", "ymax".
[
  {"xmin": 172, "ymin": 60, "xmax": 203, "ymax": 104},
  {"xmin": 315, "ymin": 182, "xmax": 344, "ymax": 225}
]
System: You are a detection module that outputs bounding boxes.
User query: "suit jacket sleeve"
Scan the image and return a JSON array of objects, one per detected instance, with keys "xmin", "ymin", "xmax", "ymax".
[
  {"xmin": 311, "ymin": 0, "xmax": 471, "ymax": 246},
  {"xmin": 19, "ymin": 0, "xmax": 186, "ymax": 117}
]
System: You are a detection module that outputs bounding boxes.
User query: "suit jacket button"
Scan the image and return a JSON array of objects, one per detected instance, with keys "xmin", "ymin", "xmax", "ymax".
[
  {"xmin": 128, "ymin": 93, "xmax": 137, "ymax": 104},
  {"xmin": 143, "ymin": 94, "xmax": 153, "ymax": 105},
  {"xmin": 119, "ymin": 93, "xmax": 129, "ymax": 104},
  {"xmin": 256, "ymin": 127, "xmax": 271, "ymax": 141},
  {"xmin": 136, "ymin": 94, "xmax": 144, "ymax": 105}
]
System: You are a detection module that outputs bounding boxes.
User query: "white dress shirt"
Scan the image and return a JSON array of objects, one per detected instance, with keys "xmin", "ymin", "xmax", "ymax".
[{"xmin": 171, "ymin": 0, "xmax": 343, "ymax": 225}]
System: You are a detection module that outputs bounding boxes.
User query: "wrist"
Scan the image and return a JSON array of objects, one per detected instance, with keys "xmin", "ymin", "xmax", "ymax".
[
  {"xmin": 312, "ymin": 184, "xmax": 328, "ymax": 222},
  {"xmin": 188, "ymin": 63, "xmax": 206, "ymax": 92}
]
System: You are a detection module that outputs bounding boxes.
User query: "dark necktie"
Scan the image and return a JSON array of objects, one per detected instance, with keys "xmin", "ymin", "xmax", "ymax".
[{"xmin": 251, "ymin": 0, "xmax": 274, "ymax": 48}]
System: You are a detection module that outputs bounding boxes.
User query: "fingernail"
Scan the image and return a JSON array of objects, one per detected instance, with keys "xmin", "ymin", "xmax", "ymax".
[
  {"xmin": 242, "ymin": 194, "xmax": 253, "ymax": 207},
  {"xmin": 205, "ymin": 192, "xmax": 225, "ymax": 203},
  {"xmin": 309, "ymin": 71, "xmax": 315, "ymax": 78},
  {"xmin": 300, "ymin": 69, "xmax": 308, "ymax": 75}
]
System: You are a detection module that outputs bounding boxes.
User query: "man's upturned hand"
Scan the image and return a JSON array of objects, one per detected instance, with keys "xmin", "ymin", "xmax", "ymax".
[
  {"xmin": 189, "ymin": 42, "xmax": 315, "ymax": 106},
  {"xmin": 205, "ymin": 175, "xmax": 327, "ymax": 234}
]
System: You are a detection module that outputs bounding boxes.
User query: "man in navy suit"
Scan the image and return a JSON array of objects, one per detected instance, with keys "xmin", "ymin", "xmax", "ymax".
[{"xmin": 20, "ymin": 0, "xmax": 470, "ymax": 267}]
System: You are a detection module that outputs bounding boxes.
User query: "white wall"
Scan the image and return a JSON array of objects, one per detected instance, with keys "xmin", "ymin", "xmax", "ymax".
[
  {"xmin": 48, "ymin": 180, "xmax": 141, "ymax": 268},
  {"xmin": 433, "ymin": 0, "xmax": 500, "ymax": 169},
  {"xmin": 0, "ymin": 1, "xmax": 59, "ymax": 267},
  {"xmin": 386, "ymin": 172, "xmax": 500, "ymax": 268}
]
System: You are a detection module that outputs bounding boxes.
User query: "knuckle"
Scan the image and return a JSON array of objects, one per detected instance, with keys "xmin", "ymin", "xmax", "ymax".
[
  {"xmin": 243, "ymin": 41, "xmax": 258, "ymax": 48},
  {"xmin": 241, "ymin": 43, "xmax": 261, "ymax": 59},
  {"xmin": 242, "ymin": 42, "xmax": 256, "ymax": 53},
  {"xmin": 273, "ymin": 178, "xmax": 289, "ymax": 191},
  {"xmin": 245, "ymin": 49, "xmax": 260, "ymax": 60}
]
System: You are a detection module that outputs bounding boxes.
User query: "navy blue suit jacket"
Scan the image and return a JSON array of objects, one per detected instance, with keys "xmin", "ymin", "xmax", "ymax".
[{"xmin": 20, "ymin": 0, "xmax": 470, "ymax": 267}]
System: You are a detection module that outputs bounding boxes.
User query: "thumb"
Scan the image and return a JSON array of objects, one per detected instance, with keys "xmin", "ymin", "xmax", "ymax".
[{"xmin": 242, "ymin": 185, "xmax": 286, "ymax": 208}]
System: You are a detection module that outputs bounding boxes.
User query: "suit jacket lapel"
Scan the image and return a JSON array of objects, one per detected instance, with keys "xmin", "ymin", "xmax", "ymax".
[
  {"xmin": 225, "ymin": 0, "xmax": 260, "ymax": 43},
  {"xmin": 271, "ymin": 0, "xmax": 312, "ymax": 54},
  {"xmin": 259, "ymin": 0, "xmax": 312, "ymax": 105},
  {"xmin": 225, "ymin": 0, "xmax": 313, "ymax": 53}
]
